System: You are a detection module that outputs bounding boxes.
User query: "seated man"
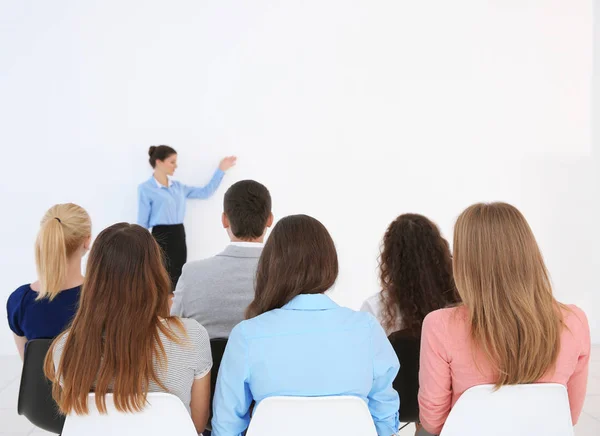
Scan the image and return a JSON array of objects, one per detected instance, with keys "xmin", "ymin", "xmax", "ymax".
[{"xmin": 171, "ymin": 180, "xmax": 272, "ymax": 338}]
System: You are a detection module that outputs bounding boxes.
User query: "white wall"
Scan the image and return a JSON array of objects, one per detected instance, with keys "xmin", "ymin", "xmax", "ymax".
[{"xmin": 0, "ymin": 0, "xmax": 596, "ymax": 354}]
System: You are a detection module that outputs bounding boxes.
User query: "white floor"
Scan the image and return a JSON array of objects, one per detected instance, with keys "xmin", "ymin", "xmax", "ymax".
[{"xmin": 0, "ymin": 347, "xmax": 599, "ymax": 435}]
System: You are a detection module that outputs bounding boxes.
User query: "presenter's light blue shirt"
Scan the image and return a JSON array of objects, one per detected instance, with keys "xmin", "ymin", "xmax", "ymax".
[
  {"xmin": 212, "ymin": 294, "xmax": 400, "ymax": 436},
  {"xmin": 137, "ymin": 168, "xmax": 224, "ymax": 229}
]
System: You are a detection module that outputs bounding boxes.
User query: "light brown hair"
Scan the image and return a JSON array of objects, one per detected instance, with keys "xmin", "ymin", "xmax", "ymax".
[
  {"xmin": 246, "ymin": 214, "xmax": 338, "ymax": 319},
  {"xmin": 453, "ymin": 202, "xmax": 563, "ymax": 386},
  {"xmin": 36, "ymin": 203, "xmax": 91, "ymax": 300},
  {"xmin": 44, "ymin": 223, "xmax": 184, "ymax": 414}
]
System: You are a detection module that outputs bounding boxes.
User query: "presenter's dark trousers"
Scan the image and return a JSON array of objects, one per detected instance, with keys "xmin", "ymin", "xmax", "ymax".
[{"xmin": 152, "ymin": 224, "xmax": 186, "ymax": 290}]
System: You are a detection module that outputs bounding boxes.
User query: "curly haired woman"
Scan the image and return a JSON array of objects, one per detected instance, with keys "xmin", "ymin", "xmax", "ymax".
[{"xmin": 360, "ymin": 213, "xmax": 459, "ymax": 336}]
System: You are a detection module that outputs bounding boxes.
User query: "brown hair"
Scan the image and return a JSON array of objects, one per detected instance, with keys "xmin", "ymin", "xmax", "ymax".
[
  {"xmin": 224, "ymin": 180, "xmax": 272, "ymax": 239},
  {"xmin": 245, "ymin": 215, "xmax": 338, "ymax": 319},
  {"xmin": 36, "ymin": 203, "xmax": 91, "ymax": 300},
  {"xmin": 453, "ymin": 202, "xmax": 563, "ymax": 387},
  {"xmin": 380, "ymin": 214, "xmax": 458, "ymax": 335},
  {"xmin": 148, "ymin": 145, "xmax": 177, "ymax": 168},
  {"xmin": 44, "ymin": 223, "xmax": 184, "ymax": 414}
]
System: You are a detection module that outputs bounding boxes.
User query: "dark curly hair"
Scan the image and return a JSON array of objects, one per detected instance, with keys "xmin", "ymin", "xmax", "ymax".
[{"xmin": 379, "ymin": 213, "xmax": 458, "ymax": 336}]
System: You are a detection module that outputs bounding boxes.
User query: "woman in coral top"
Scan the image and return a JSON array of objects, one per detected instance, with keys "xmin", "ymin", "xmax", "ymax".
[{"xmin": 418, "ymin": 202, "xmax": 590, "ymax": 435}]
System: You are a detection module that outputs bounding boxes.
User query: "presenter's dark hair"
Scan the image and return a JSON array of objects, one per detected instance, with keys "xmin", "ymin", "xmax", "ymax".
[
  {"xmin": 224, "ymin": 180, "xmax": 272, "ymax": 240},
  {"xmin": 148, "ymin": 145, "xmax": 177, "ymax": 168},
  {"xmin": 246, "ymin": 215, "xmax": 338, "ymax": 319}
]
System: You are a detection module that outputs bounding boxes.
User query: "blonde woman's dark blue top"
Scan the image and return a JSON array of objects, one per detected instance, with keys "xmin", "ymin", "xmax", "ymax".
[{"xmin": 6, "ymin": 284, "xmax": 81, "ymax": 340}]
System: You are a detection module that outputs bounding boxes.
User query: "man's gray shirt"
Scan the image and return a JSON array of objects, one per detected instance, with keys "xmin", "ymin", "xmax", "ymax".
[{"xmin": 171, "ymin": 244, "xmax": 262, "ymax": 339}]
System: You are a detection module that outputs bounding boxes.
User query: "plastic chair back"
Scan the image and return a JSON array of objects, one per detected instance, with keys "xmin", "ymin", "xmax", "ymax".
[
  {"xmin": 17, "ymin": 338, "xmax": 65, "ymax": 434},
  {"xmin": 61, "ymin": 392, "xmax": 197, "ymax": 436},
  {"xmin": 246, "ymin": 395, "xmax": 377, "ymax": 436},
  {"xmin": 440, "ymin": 383, "xmax": 574, "ymax": 436}
]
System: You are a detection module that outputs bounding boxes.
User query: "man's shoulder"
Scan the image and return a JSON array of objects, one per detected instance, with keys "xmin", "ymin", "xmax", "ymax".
[
  {"xmin": 181, "ymin": 252, "xmax": 251, "ymax": 277},
  {"xmin": 185, "ymin": 255, "xmax": 224, "ymax": 269}
]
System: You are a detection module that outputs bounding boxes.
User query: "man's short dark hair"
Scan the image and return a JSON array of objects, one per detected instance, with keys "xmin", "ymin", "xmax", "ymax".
[{"xmin": 224, "ymin": 180, "xmax": 272, "ymax": 239}]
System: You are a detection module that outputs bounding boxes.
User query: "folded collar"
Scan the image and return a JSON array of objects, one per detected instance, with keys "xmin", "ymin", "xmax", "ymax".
[
  {"xmin": 152, "ymin": 175, "xmax": 173, "ymax": 188},
  {"xmin": 281, "ymin": 294, "xmax": 339, "ymax": 311}
]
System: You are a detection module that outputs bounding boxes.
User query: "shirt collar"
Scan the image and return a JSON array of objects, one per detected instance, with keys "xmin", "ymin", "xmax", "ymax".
[
  {"xmin": 152, "ymin": 176, "xmax": 173, "ymax": 188},
  {"xmin": 281, "ymin": 294, "xmax": 339, "ymax": 311},
  {"xmin": 229, "ymin": 241, "xmax": 265, "ymax": 248}
]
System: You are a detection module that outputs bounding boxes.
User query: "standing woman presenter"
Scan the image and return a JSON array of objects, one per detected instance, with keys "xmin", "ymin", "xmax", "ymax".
[{"xmin": 138, "ymin": 145, "xmax": 236, "ymax": 289}]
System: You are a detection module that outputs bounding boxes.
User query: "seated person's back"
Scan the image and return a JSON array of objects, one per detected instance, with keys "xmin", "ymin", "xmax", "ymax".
[
  {"xmin": 418, "ymin": 203, "xmax": 591, "ymax": 435},
  {"xmin": 52, "ymin": 316, "xmax": 209, "ymax": 414},
  {"xmin": 46, "ymin": 223, "xmax": 212, "ymax": 435},
  {"xmin": 360, "ymin": 213, "xmax": 459, "ymax": 336},
  {"xmin": 212, "ymin": 215, "xmax": 400, "ymax": 436},
  {"xmin": 223, "ymin": 296, "xmax": 396, "ymax": 410},
  {"xmin": 8, "ymin": 284, "xmax": 81, "ymax": 340},
  {"xmin": 421, "ymin": 305, "xmax": 589, "ymax": 432},
  {"xmin": 171, "ymin": 180, "xmax": 272, "ymax": 339},
  {"xmin": 6, "ymin": 203, "xmax": 91, "ymax": 359}
]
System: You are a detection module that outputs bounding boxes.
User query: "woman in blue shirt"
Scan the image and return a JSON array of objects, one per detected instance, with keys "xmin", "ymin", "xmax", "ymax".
[
  {"xmin": 212, "ymin": 215, "xmax": 400, "ymax": 436},
  {"xmin": 6, "ymin": 203, "xmax": 91, "ymax": 359},
  {"xmin": 137, "ymin": 145, "xmax": 236, "ymax": 288}
]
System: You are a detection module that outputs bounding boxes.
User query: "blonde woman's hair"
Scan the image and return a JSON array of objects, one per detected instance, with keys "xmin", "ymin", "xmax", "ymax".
[
  {"xmin": 453, "ymin": 202, "xmax": 563, "ymax": 387},
  {"xmin": 35, "ymin": 203, "xmax": 91, "ymax": 300}
]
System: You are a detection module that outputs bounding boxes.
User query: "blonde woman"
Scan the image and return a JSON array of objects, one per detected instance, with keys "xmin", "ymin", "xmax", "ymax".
[
  {"xmin": 418, "ymin": 203, "xmax": 590, "ymax": 435},
  {"xmin": 6, "ymin": 203, "xmax": 92, "ymax": 359}
]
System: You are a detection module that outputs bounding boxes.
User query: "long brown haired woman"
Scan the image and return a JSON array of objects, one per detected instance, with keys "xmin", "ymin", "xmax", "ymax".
[
  {"xmin": 361, "ymin": 213, "xmax": 458, "ymax": 336},
  {"xmin": 7, "ymin": 203, "xmax": 91, "ymax": 359},
  {"xmin": 45, "ymin": 223, "xmax": 213, "ymax": 433},
  {"xmin": 212, "ymin": 215, "xmax": 400, "ymax": 436},
  {"xmin": 418, "ymin": 203, "xmax": 591, "ymax": 435}
]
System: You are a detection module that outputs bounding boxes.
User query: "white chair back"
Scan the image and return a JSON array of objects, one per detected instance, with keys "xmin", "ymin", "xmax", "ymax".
[
  {"xmin": 440, "ymin": 383, "xmax": 573, "ymax": 436},
  {"xmin": 246, "ymin": 395, "xmax": 377, "ymax": 436},
  {"xmin": 61, "ymin": 392, "xmax": 197, "ymax": 436}
]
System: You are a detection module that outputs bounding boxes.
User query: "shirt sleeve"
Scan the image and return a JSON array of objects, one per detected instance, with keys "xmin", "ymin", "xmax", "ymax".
[
  {"xmin": 367, "ymin": 316, "xmax": 400, "ymax": 436},
  {"xmin": 418, "ymin": 312, "xmax": 452, "ymax": 435},
  {"xmin": 360, "ymin": 298, "xmax": 376, "ymax": 317},
  {"xmin": 211, "ymin": 323, "xmax": 253, "ymax": 436},
  {"xmin": 170, "ymin": 264, "xmax": 188, "ymax": 317},
  {"xmin": 193, "ymin": 322, "xmax": 213, "ymax": 380},
  {"xmin": 6, "ymin": 287, "xmax": 26, "ymax": 337},
  {"xmin": 137, "ymin": 185, "xmax": 152, "ymax": 229},
  {"xmin": 184, "ymin": 168, "xmax": 225, "ymax": 199},
  {"xmin": 52, "ymin": 332, "xmax": 69, "ymax": 385},
  {"xmin": 566, "ymin": 306, "xmax": 591, "ymax": 425}
]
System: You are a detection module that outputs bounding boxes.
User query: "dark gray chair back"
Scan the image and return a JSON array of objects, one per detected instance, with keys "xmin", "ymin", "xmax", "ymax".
[
  {"xmin": 18, "ymin": 338, "xmax": 65, "ymax": 434},
  {"xmin": 388, "ymin": 329, "xmax": 421, "ymax": 423},
  {"xmin": 207, "ymin": 338, "xmax": 228, "ymax": 430}
]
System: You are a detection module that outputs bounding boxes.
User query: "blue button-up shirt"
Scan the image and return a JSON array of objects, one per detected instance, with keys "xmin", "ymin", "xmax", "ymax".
[
  {"xmin": 137, "ymin": 169, "xmax": 224, "ymax": 228},
  {"xmin": 212, "ymin": 294, "xmax": 400, "ymax": 436}
]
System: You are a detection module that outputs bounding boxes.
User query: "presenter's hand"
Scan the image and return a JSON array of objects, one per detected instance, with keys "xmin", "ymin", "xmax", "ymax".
[{"xmin": 219, "ymin": 156, "xmax": 237, "ymax": 171}]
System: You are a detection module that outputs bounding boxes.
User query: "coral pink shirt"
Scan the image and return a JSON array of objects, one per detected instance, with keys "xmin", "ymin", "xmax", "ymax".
[{"xmin": 418, "ymin": 305, "xmax": 590, "ymax": 435}]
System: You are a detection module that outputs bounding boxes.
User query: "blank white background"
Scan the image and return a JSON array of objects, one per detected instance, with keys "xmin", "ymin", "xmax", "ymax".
[{"xmin": 0, "ymin": 0, "xmax": 597, "ymax": 354}]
